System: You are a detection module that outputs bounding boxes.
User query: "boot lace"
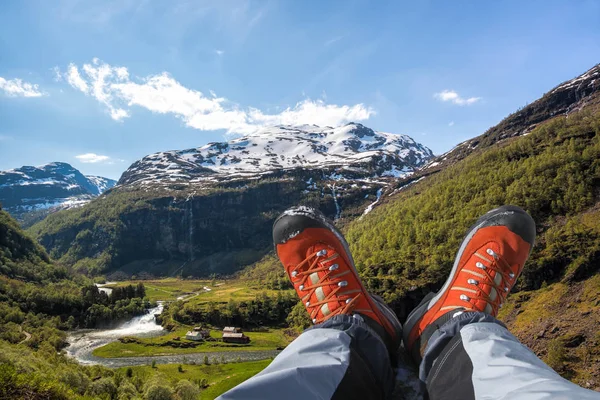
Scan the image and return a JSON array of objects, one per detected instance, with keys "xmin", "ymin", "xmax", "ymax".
[
  {"xmin": 290, "ymin": 247, "xmax": 362, "ymax": 324},
  {"xmin": 450, "ymin": 248, "xmax": 518, "ymax": 315}
]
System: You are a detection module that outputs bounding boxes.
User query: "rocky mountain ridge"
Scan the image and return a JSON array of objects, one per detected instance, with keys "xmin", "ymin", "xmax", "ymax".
[
  {"xmin": 0, "ymin": 162, "xmax": 116, "ymax": 224},
  {"xmin": 119, "ymin": 123, "xmax": 433, "ymax": 187}
]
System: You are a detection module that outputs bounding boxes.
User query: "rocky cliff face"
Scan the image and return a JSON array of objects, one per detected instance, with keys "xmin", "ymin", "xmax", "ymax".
[
  {"xmin": 29, "ymin": 125, "xmax": 433, "ymax": 277},
  {"xmin": 0, "ymin": 162, "xmax": 116, "ymax": 225}
]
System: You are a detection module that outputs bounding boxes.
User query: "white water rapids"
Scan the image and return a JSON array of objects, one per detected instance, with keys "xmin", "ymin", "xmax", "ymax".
[{"xmin": 66, "ymin": 303, "xmax": 165, "ymax": 365}]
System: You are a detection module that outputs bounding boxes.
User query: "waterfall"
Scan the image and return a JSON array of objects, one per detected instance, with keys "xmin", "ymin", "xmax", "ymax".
[
  {"xmin": 330, "ymin": 184, "xmax": 341, "ymax": 220},
  {"xmin": 361, "ymin": 187, "xmax": 384, "ymax": 218},
  {"xmin": 186, "ymin": 196, "xmax": 195, "ymax": 262}
]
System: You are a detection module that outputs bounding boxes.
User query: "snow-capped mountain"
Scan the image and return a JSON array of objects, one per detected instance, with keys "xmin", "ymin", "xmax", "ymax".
[
  {"xmin": 0, "ymin": 162, "xmax": 116, "ymax": 223},
  {"xmin": 119, "ymin": 123, "xmax": 434, "ymax": 186}
]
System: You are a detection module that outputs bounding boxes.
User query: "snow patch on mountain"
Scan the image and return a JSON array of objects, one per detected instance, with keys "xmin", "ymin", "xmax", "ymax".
[
  {"xmin": 552, "ymin": 64, "xmax": 599, "ymax": 93},
  {"xmin": 86, "ymin": 175, "xmax": 117, "ymax": 195}
]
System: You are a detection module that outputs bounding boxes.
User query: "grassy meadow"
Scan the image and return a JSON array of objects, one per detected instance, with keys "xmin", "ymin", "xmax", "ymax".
[
  {"xmin": 93, "ymin": 327, "xmax": 291, "ymax": 358},
  {"xmin": 118, "ymin": 360, "xmax": 272, "ymax": 399}
]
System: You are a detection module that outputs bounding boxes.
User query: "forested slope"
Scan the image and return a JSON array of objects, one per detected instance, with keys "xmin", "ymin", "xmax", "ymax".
[
  {"xmin": 346, "ymin": 109, "xmax": 600, "ymax": 388},
  {"xmin": 0, "ymin": 209, "xmax": 156, "ymax": 399}
]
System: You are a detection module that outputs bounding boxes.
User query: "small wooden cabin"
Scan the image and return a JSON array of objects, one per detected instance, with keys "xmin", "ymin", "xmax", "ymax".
[
  {"xmin": 222, "ymin": 332, "xmax": 250, "ymax": 344},
  {"xmin": 185, "ymin": 327, "xmax": 210, "ymax": 341}
]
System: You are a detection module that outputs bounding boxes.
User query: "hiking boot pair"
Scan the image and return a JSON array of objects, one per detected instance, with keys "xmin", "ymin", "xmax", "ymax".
[{"xmin": 272, "ymin": 205, "xmax": 535, "ymax": 361}]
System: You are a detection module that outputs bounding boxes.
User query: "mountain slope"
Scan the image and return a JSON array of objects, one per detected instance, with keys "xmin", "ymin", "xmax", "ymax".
[
  {"xmin": 28, "ymin": 124, "xmax": 433, "ymax": 277},
  {"xmin": 394, "ymin": 64, "xmax": 600, "ymax": 192},
  {"xmin": 120, "ymin": 123, "xmax": 433, "ymax": 186},
  {"xmin": 0, "ymin": 162, "xmax": 116, "ymax": 225},
  {"xmin": 346, "ymin": 108, "xmax": 600, "ymax": 388}
]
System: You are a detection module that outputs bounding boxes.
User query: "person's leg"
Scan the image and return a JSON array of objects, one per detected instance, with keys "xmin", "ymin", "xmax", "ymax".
[
  {"xmin": 403, "ymin": 205, "xmax": 600, "ymax": 400},
  {"xmin": 420, "ymin": 312, "xmax": 600, "ymax": 400},
  {"xmin": 219, "ymin": 206, "xmax": 402, "ymax": 400},
  {"xmin": 219, "ymin": 313, "xmax": 394, "ymax": 400}
]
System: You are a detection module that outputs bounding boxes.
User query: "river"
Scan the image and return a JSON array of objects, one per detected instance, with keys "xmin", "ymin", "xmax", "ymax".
[{"xmin": 66, "ymin": 303, "xmax": 279, "ymax": 367}]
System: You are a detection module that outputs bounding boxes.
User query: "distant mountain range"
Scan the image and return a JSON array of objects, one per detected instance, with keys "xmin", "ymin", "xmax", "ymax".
[
  {"xmin": 0, "ymin": 162, "xmax": 116, "ymax": 224},
  {"xmin": 119, "ymin": 123, "xmax": 434, "ymax": 186}
]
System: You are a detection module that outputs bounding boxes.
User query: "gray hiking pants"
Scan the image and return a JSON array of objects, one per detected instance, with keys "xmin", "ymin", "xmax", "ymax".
[{"xmin": 219, "ymin": 312, "xmax": 600, "ymax": 400}]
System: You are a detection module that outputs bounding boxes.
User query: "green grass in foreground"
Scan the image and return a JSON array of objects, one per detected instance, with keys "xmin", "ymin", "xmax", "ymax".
[
  {"xmin": 118, "ymin": 360, "xmax": 271, "ymax": 400},
  {"xmin": 93, "ymin": 327, "xmax": 291, "ymax": 358}
]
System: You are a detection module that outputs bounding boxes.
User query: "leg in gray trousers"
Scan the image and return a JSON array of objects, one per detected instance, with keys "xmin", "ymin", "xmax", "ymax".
[
  {"xmin": 422, "ymin": 311, "xmax": 600, "ymax": 400},
  {"xmin": 220, "ymin": 311, "xmax": 600, "ymax": 400},
  {"xmin": 218, "ymin": 314, "xmax": 395, "ymax": 400}
]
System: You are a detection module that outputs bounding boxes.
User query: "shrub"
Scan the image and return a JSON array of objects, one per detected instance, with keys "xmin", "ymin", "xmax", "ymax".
[
  {"xmin": 87, "ymin": 377, "xmax": 118, "ymax": 399},
  {"xmin": 546, "ymin": 338, "xmax": 567, "ymax": 370},
  {"xmin": 175, "ymin": 380, "xmax": 200, "ymax": 400},
  {"xmin": 145, "ymin": 383, "xmax": 174, "ymax": 400},
  {"xmin": 117, "ymin": 380, "xmax": 138, "ymax": 400}
]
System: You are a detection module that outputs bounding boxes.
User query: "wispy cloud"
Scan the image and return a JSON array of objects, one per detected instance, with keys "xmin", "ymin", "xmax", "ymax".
[
  {"xmin": 75, "ymin": 153, "xmax": 111, "ymax": 163},
  {"xmin": 324, "ymin": 35, "xmax": 344, "ymax": 46},
  {"xmin": 58, "ymin": 58, "xmax": 374, "ymax": 134},
  {"xmin": 0, "ymin": 77, "xmax": 46, "ymax": 98},
  {"xmin": 434, "ymin": 90, "xmax": 481, "ymax": 106},
  {"xmin": 448, "ymin": 121, "xmax": 455, "ymax": 126},
  {"xmin": 215, "ymin": 49, "xmax": 225, "ymax": 56}
]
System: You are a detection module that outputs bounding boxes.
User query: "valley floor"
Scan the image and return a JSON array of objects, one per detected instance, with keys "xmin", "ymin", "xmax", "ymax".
[{"xmin": 93, "ymin": 327, "xmax": 291, "ymax": 358}]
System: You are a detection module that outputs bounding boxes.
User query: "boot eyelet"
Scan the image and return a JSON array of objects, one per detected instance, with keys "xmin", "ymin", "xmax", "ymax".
[
  {"xmin": 460, "ymin": 294, "xmax": 470, "ymax": 301},
  {"xmin": 298, "ymin": 285, "xmax": 304, "ymax": 291},
  {"xmin": 338, "ymin": 281, "xmax": 348, "ymax": 287},
  {"xmin": 291, "ymin": 271, "xmax": 298, "ymax": 278},
  {"xmin": 329, "ymin": 264, "xmax": 339, "ymax": 271},
  {"xmin": 316, "ymin": 250, "xmax": 327, "ymax": 257}
]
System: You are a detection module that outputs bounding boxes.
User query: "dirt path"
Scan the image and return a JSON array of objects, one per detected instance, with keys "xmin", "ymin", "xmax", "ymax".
[{"xmin": 19, "ymin": 326, "xmax": 31, "ymax": 344}]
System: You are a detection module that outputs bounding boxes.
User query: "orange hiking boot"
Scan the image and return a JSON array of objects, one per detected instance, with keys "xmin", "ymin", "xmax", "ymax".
[
  {"xmin": 273, "ymin": 206, "xmax": 402, "ymax": 355},
  {"xmin": 403, "ymin": 205, "xmax": 536, "ymax": 362}
]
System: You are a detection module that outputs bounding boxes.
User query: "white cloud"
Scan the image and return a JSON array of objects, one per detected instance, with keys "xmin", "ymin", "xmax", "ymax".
[
  {"xmin": 58, "ymin": 58, "xmax": 374, "ymax": 133},
  {"xmin": 65, "ymin": 61, "xmax": 129, "ymax": 120},
  {"xmin": 215, "ymin": 49, "xmax": 225, "ymax": 56},
  {"xmin": 448, "ymin": 121, "xmax": 455, "ymax": 126},
  {"xmin": 0, "ymin": 77, "xmax": 46, "ymax": 97},
  {"xmin": 434, "ymin": 90, "xmax": 481, "ymax": 106},
  {"xmin": 66, "ymin": 64, "xmax": 89, "ymax": 93},
  {"xmin": 75, "ymin": 153, "xmax": 111, "ymax": 163}
]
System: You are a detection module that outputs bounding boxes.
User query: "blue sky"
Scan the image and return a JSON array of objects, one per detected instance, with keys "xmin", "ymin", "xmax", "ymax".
[{"xmin": 1, "ymin": 0, "xmax": 599, "ymax": 180}]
